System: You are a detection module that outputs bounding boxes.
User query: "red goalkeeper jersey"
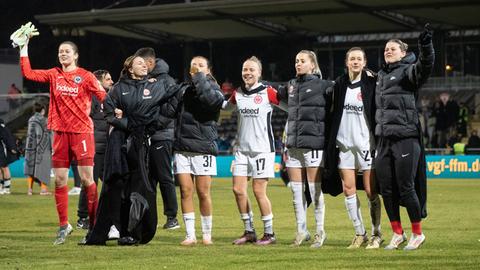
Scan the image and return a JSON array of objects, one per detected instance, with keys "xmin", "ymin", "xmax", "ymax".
[{"xmin": 21, "ymin": 57, "xmax": 106, "ymax": 133}]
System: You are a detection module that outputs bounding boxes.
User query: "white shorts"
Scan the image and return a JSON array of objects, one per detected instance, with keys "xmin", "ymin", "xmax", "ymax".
[
  {"xmin": 338, "ymin": 148, "xmax": 374, "ymax": 171},
  {"xmin": 285, "ymin": 148, "xmax": 323, "ymax": 168},
  {"xmin": 233, "ymin": 151, "xmax": 275, "ymax": 179},
  {"xmin": 173, "ymin": 151, "xmax": 217, "ymax": 176}
]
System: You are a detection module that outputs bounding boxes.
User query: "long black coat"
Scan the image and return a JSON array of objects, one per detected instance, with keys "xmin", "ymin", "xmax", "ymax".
[
  {"xmin": 323, "ymin": 71, "xmax": 377, "ymax": 196},
  {"xmin": 87, "ymin": 76, "xmax": 183, "ymax": 245}
]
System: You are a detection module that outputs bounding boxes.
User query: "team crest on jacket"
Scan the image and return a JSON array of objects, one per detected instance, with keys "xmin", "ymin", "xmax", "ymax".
[
  {"xmin": 74, "ymin": 76, "xmax": 82, "ymax": 84},
  {"xmin": 254, "ymin": 95, "xmax": 263, "ymax": 104},
  {"xmin": 144, "ymin": 89, "xmax": 151, "ymax": 96}
]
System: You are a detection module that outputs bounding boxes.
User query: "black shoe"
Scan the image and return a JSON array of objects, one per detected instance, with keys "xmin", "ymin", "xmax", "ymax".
[
  {"xmin": 163, "ymin": 217, "xmax": 180, "ymax": 230},
  {"xmin": 118, "ymin": 236, "xmax": 139, "ymax": 246},
  {"xmin": 76, "ymin": 217, "xmax": 89, "ymax": 230}
]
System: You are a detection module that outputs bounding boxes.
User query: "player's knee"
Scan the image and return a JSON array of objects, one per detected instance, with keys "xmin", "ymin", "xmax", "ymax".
[
  {"xmin": 342, "ymin": 185, "xmax": 356, "ymax": 196},
  {"xmin": 232, "ymin": 186, "xmax": 246, "ymax": 197}
]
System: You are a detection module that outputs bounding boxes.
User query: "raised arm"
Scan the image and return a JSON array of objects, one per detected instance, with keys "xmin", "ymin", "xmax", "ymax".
[
  {"xmin": 407, "ymin": 24, "xmax": 435, "ymax": 90},
  {"xmin": 191, "ymin": 72, "xmax": 224, "ymax": 112}
]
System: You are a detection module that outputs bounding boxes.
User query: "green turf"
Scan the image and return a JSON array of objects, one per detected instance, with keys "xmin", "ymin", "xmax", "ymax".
[{"xmin": 0, "ymin": 178, "xmax": 479, "ymax": 269}]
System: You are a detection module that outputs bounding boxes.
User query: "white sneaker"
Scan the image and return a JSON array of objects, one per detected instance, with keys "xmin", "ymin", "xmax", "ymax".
[
  {"xmin": 68, "ymin": 187, "xmax": 81, "ymax": 196},
  {"xmin": 384, "ymin": 232, "xmax": 407, "ymax": 250},
  {"xmin": 0, "ymin": 187, "xmax": 4, "ymax": 195},
  {"xmin": 108, "ymin": 225, "xmax": 120, "ymax": 240},
  {"xmin": 2, "ymin": 188, "xmax": 10, "ymax": 195},
  {"xmin": 404, "ymin": 233, "xmax": 425, "ymax": 250}
]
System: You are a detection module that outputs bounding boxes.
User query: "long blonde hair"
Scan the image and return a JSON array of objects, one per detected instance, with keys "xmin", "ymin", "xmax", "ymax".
[{"xmin": 298, "ymin": 50, "xmax": 322, "ymax": 78}]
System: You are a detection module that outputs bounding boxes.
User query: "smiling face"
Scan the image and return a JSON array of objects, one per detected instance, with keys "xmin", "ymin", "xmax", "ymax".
[
  {"xmin": 295, "ymin": 52, "xmax": 315, "ymax": 76},
  {"xmin": 129, "ymin": 56, "xmax": 148, "ymax": 79},
  {"xmin": 242, "ymin": 60, "xmax": 261, "ymax": 89},
  {"xmin": 58, "ymin": 43, "xmax": 78, "ymax": 68},
  {"xmin": 190, "ymin": 57, "xmax": 211, "ymax": 76},
  {"xmin": 384, "ymin": 41, "xmax": 406, "ymax": 64},
  {"xmin": 346, "ymin": 50, "xmax": 366, "ymax": 75}
]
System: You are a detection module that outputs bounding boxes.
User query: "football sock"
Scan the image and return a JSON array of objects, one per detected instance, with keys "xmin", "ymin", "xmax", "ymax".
[
  {"xmin": 290, "ymin": 181, "xmax": 307, "ymax": 233},
  {"xmin": 55, "ymin": 185, "xmax": 69, "ymax": 226},
  {"xmin": 309, "ymin": 182, "xmax": 325, "ymax": 234},
  {"xmin": 40, "ymin": 183, "xmax": 48, "ymax": 191},
  {"xmin": 201, "ymin": 215, "xmax": 212, "ymax": 237},
  {"xmin": 345, "ymin": 194, "xmax": 366, "ymax": 236},
  {"xmin": 85, "ymin": 182, "xmax": 98, "ymax": 227},
  {"xmin": 183, "ymin": 212, "xmax": 196, "ymax": 239},
  {"xmin": 3, "ymin": 178, "xmax": 11, "ymax": 189},
  {"xmin": 261, "ymin": 214, "xmax": 274, "ymax": 234},
  {"xmin": 369, "ymin": 195, "xmax": 382, "ymax": 235},
  {"xmin": 27, "ymin": 176, "xmax": 34, "ymax": 189},
  {"xmin": 390, "ymin": 220, "xmax": 403, "ymax": 235},
  {"xmin": 240, "ymin": 212, "xmax": 254, "ymax": 232},
  {"xmin": 411, "ymin": 221, "xmax": 422, "ymax": 235}
]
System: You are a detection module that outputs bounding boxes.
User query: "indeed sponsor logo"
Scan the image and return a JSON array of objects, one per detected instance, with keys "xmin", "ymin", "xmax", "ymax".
[
  {"xmin": 343, "ymin": 103, "xmax": 363, "ymax": 113},
  {"xmin": 57, "ymin": 84, "xmax": 79, "ymax": 96},
  {"xmin": 238, "ymin": 107, "xmax": 259, "ymax": 116}
]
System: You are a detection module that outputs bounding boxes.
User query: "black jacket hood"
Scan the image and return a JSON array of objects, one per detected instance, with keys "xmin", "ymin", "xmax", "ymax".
[{"xmin": 150, "ymin": 58, "xmax": 170, "ymax": 78}]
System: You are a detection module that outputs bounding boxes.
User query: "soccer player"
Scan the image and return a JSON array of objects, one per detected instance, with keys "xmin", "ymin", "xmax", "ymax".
[
  {"xmin": 135, "ymin": 47, "xmax": 180, "ymax": 230},
  {"xmin": 76, "ymin": 70, "xmax": 114, "ymax": 233},
  {"xmin": 174, "ymin": 56, "xmax": 224, "ymax": 245},
  {"xmin": 375, "ymin": 25, "xmax": 434, "ymax": 250},
  {"xmin": 224, "ymin": 56, "xmax": 279, "ymax": 245},
  {"xmin": 19, "ymin": 39, "xmax": 106, "ymax": 245},
  {"xmin": 325, "ymin": 47, "xmax": 382, "ymax": 249},
  {"xmin": 276, "ymin": 50, "xmax": 333, "ymax": 248},
  {"xmin": 95, "ymin": 55, "xmax": 182, "ymax": 245}
]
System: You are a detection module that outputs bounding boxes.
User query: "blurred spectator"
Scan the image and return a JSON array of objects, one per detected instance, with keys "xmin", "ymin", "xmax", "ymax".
[
  {"xmin": 453, "ymin": 136, "xmax": 467, "ymax": 155},
  {"xmin": 221, "ymin": 79, "xmax": 234, "ymax": 100},
  {"xmin": 7, "ymin": 83, "xmax": 22, "ymax": 110},
  {"xmin": 456, "ymin": 102, "xmax": 469, "ymax": 137},
  {"xmin": 434, "ymin": 93, "xmax": 459, "ymax": 147},
  {"xmin": 466, "ymin": 129, "xmax": 480, "ymax": 154},
  {"xmin": 216, "ymin": 132, "xmax": 232, "ymax": 154},
  {"xmin": 446, "ymin": 131, "xmax": 462, "ymax": 155},
  {"xmin": 24, "ymin": 103, "xmax": 51, "ymax": 195},
  {"xmin": 418, "ymin": 96, "xmax": 435, "ymax": 147}
]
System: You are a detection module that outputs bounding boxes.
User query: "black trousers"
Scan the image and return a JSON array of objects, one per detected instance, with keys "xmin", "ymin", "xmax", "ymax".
[
  {"xmin": 375, "ymin": 137, "xmax": 422, "ymax": 223},
  {"xmin": 149, "ymin": 140, "xmax": 178, "ymax": 218},
  {"xmin": 77, "ymin": 152, "xmax": 104, "ymax": 219}
]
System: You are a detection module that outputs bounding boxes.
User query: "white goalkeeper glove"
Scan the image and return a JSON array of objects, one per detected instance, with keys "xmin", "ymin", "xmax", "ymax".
[{"xmin": 10, "ymin": 22, "xmax": 39, "ymax": 49}]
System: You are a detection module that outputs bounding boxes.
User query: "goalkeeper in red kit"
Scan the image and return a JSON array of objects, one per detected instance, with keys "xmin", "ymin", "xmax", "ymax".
[{"xmin": 15, "ymin": 23, "xmax": 106, "ymax": 245}]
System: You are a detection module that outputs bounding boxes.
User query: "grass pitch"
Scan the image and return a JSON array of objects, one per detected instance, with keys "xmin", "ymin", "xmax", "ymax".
[{"xmin": 0, "ymin": 178, "xmax": 479, "ymax": 269}]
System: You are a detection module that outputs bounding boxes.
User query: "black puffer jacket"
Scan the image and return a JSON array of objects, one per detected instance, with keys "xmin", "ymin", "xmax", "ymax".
[
  {"xmin": 174, "ymin": 73, "xmax": 224, "ymax": 156},
  {"xmin": 375, "ymin": 41, "xmax": 435, "ymax": 138},
  {"xmin": 149, "ymin": 58, "xmax": 176, "ymax": 142},
  {"xmin": 104, "ymin": 76, "xmax": 181, "ymax": 134},
  {"xmin": 90, "ymin": 96, "xmax": 108, "ymax": 153},
  {"xmin": 278, "ymin": 74, "xmax": 334, "ymax": 150}
]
